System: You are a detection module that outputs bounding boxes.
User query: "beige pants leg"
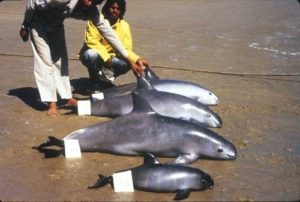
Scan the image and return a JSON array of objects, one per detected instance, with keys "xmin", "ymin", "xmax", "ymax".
[{"xmin": 30, "ymin": 24, "xmax": 72, "ymax": 102}]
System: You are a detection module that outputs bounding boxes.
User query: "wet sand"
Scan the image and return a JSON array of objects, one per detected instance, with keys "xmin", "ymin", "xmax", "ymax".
[{"xmin": 0, "ymin": 0, "xmax": 299, "ymax": 201}]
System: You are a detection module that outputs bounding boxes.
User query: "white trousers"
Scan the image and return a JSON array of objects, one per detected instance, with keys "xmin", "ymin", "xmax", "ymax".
[{"xmin": 30, "ymin": 23, "xmax": 72, "ymax": 102}]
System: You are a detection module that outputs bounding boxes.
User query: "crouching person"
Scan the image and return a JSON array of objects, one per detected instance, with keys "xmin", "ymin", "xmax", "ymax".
[{"xmin": 79, "ymin": 0, "xmax": 149, "ymax": 92}]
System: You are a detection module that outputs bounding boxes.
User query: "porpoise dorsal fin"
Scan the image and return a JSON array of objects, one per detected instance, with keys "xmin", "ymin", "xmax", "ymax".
[
  {"xmin": 143, "ymin": 153, "xmax": 160, "ymax": 165},
  {"xmin": 131, "ymin": 91, "xmax": 155, "ymax": 114},
  {"xmin": 136, "ymin": 76, "xmax": 153, "ymax": 90},
  {"xmin": 145, "ymin": 67, "xmax": 160, "ymax": 80}
]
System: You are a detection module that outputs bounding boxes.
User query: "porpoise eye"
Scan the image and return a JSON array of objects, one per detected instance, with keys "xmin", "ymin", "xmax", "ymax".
[
  {"xmin": 206, "ymin": 114, "xmax": 211, "ymax": 118},
  {"xmin": 202, "ymin": 179, "xmax": 208, "ymax": 185},
  {"xmin": 209, "ymin": 92, "xmax": 212, "ymax": 95},
  {"xmin": 217, "ymin": 148, "xmax": 223, "ymax": 153}
]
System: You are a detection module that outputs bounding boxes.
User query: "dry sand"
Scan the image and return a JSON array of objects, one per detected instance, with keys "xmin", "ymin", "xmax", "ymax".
[{"xmin": 0, "ymin": 0, "xmax": 299, "ymax": 201}]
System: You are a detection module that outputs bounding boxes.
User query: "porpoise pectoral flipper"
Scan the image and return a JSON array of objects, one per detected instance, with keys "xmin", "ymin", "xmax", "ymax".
[
  {"xmin": 88, "ymin": 175, "xmax": 113, "ymax": 189},
  {"xmin": 174, "ymin": 189, "xmax": 191, "ymax": 201},
  {"xmin": 173, "ymin": 153, "xmax": 200, "ymax": 164}
]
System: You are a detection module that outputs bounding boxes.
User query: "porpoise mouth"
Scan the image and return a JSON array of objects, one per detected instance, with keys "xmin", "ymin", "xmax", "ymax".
[
  {"xmin": 227, "ymin": 154, "xmax": 236, "ymax": 160},
  {"xmin": 214, "ymin": 99, "xmax": 219, "ymax": 105},
  {"xmin": 211, "ymin": 94, "xmax": 219, "ymax": 105},
  {"xmin": 216, "ymin": 122, "xmax": 222, "ymax": 128},
  {"xmin": 208, "ymin": 180, "xmax": 214, "ymax": 189}
]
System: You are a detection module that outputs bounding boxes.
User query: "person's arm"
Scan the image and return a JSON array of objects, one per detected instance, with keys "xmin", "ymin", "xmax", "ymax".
[
  {"xmin": 90, "ymin": 10, "xmax": 128, "ymax": 58},
  {"xmin": 121, "ymin": 21, "xmax": 150, "ymax": 71},
  {"xmin": 89, "ymin": 8, "xmax": 144, "ymax": 76},
  {"xmin": 121, "ymin": 21, "xmax": 140, "ymax": 63},
  {"xmin": 84, "ymin": 20, "xmax": 112, "ymax": 62},
  {"xmin": 20, "ymin": 0, "xmax": 37, "ymax": 42},
  {"xmin": 20, "ymin": 0, "xmax": 69, "ymax": 42}
]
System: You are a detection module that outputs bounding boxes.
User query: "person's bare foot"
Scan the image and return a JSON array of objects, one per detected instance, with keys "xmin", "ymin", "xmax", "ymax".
[
  {"xmin": 66, "ymin": 98, "xmax": 77, "ymax": 107},
  {"xmin": 47, "ymin": 102, "xmax": 60, "ymax": 117}
]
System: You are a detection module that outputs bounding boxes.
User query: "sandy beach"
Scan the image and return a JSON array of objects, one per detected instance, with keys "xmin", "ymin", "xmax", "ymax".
[{"xmin": 0, "ymin": 0, "xmax": 299, "ymax": 201}]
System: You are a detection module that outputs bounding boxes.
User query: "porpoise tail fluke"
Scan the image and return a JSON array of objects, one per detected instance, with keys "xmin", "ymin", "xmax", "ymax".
[{"xmin": 32, "ymin": 136, "xmax": 64, "ymax": 158}]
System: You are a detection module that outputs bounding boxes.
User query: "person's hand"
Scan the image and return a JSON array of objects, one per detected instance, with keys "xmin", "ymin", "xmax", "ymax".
[
  {"xmin": 131, "ymin": 58, "xmax": 149, "ymax": 76},
  {"xmin": 20, "ymin": 26, "xmax": 29, "ymax": 42},
  {"xmin": 130, "ymin": 61, "xmax": 144, "ymax": 77},
  {"xmin": 136, "ymin": 58, "xmax": 149, "ymax": 70}
]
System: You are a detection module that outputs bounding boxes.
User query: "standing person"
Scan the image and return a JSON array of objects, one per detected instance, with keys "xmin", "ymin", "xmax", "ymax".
[
  {"xmin": 19, "ymin": 0, "xmax": 145, "ymax": 117},
  {"xmin": 79, "ymin": 0, "xmax": 149, "ymax": 92}
]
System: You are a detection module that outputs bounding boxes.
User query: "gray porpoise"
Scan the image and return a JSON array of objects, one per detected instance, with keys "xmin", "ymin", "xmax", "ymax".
[
  {"xmin": 88, "ymin": 153, "xmax": 214, "ymax": 200},
  {"xmin": 65, "ymin": 91, "xmax": 236, "ymax": 164},
  {"xmin": 101, "ymin": 67, "xmax": 219, "ymax": 105},
  {"xmin": 90, "ymin": 76, "xmax": 222, "ymax": 128}
]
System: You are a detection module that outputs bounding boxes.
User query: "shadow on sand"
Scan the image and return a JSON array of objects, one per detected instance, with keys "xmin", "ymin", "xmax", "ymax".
[
  {"xmin": 7, "ymin": 78, "xmax": 92, "ymax": 112},
  {"xmin": 7, "ymin": 87, "xmax": 48, "ymax": 111}
]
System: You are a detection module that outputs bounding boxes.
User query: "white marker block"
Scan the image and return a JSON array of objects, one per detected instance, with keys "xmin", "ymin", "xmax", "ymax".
[
  {"xmin": 77, "ymin": 100, "xmax": 91, "ymax": 116},
  {"xmin": 64, "ymin": 139, "xmax": 82, "ymax": 158},
  {"xmin": 92, "ymin": 92, "xmax": 104, "ymax": 101},
  {"xmin": 113, "ymin": 170, "xmax": 134, "ymax": 192}
]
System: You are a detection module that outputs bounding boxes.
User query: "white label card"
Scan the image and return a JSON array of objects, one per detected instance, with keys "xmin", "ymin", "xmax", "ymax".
[
  {"xmin": 113, "ymin": 170, "xmax": 134, "ymax": 192},
  {"xmin": 64, "ymin": 139, "xmax": 82, "ymax": 158},
  {"xmin": 92, "ymin": 93, "xmax": 104, "ymax": 101},
  {"xmin": 77, "ymin": 100, "xmax": 91, "ymax": 116}
]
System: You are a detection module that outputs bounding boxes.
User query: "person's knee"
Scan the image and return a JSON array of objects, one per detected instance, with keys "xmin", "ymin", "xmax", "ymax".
[
  {"xmin": 81, "ymin": 49, "xmax": 100, "ymax": 67},
  {"xmin": 111, "ymin": 57, "xmax": 130, "ymax": 76},
  {"xmin": 119, "ymin": 60, "xmax": 131, "ymax": 73},
  {"xmin": 115, "ymin": 63, "xmax": 131, "ymax": 76}
]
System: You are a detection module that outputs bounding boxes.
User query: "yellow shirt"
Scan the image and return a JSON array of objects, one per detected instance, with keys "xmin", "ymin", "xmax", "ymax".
[{"xmin": 83, "ymin": 19, "xmax": 139, "ymax": 63}]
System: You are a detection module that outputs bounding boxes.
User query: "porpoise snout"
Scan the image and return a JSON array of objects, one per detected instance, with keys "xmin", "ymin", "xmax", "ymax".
[
  {"xmin": 226, "ymin": 145, "xmax": 237, "ymax": 160},
  {"xmin": 215, "ymin": 114, "xmax": 223, "ymax": 128},
  {"xmin": 206, "ymin": 93, "xmax": 219, "ymax": 106},
  {"xmin": 207, "ymin": 177, "xmax": 214, "ymax": 189}
]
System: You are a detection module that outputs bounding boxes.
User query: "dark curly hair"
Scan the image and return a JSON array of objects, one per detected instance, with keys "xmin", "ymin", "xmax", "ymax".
[{"xmin": 102, "ymin": 0, "xmax": 126, "ymax": 19}]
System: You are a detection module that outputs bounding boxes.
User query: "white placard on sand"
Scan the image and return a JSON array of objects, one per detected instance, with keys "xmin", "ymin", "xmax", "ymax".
[
  {"xmin": 77, "ymin": 100, "xmax": 91, "ymax": 116},
  {"xmin": 64, "ymin": 139, "xmax": 82, "ymax": 158},
  {"xmin": 113, "ymin": 170, "xmax": 134, "ymax": 192}
]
